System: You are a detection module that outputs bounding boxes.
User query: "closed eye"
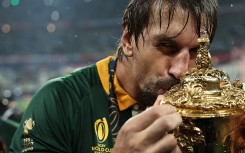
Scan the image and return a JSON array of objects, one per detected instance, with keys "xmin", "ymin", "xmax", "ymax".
[
  {"xmin": 157, "ymin": 42, "xmax": 178, "ymax": 55},
  {"xmin": 154, "ymin": 35, "xmax": 179, "ymax": 55},
  {"xmin": 161, "ymin": 42, "xmax": 174, "ymax": 48}
]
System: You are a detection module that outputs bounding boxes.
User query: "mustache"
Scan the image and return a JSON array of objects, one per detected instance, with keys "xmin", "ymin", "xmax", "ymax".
[{"xmin": 156, "ymin": 76, "xmax": 180, "ymax": 90}]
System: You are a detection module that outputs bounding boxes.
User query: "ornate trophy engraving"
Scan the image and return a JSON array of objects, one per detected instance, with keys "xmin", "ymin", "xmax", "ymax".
[{"xmin": 163, "ymin": 31, "xmax": 245, "ymax": 153}]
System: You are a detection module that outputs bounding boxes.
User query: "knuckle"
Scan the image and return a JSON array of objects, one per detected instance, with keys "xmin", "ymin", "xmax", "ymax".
[
  {"xmin": 150, "ymin": 107, "xmax": 162, "ymax": 118},
  {"xmin": 164, "ymin": 104, "xmax": 177, "ymax": 112},
  {"xmin": 120, "ymin": 124, "xmax": 132, "ymax": 135},
  {"xmin": 120, "ymin": 120, "xmax": 138, "ymax": 135}
]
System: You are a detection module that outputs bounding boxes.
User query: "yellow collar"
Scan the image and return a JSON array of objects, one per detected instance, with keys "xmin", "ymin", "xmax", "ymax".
[{"xmin": 96, "ymin": 56, "xmax": 137, "ymax": 111}]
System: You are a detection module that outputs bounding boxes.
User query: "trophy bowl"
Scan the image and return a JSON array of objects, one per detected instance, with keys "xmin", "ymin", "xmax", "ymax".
[{"xmin": 163, "ymin": 32, "xmax": 245, "ymax": 153}]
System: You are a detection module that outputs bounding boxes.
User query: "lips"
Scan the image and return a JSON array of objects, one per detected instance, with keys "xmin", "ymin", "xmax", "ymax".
[{"xmin": 157, "ymin": 89, "xmax": 168, "ymax": 95}]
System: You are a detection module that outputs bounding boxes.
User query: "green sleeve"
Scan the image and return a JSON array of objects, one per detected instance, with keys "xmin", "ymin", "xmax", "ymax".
[{"xmin": 9, "ymin": 78, "xmax": 79, "ymax": 153}]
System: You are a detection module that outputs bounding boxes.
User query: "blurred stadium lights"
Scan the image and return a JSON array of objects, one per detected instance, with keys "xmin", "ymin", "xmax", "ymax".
[{"xmin": 10, "ymin": 0, "xmax": 21, "ymax": 6}]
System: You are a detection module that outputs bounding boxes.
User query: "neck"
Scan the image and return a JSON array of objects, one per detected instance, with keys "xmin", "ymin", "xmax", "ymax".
[{"xmin": 115, "ymin": 57, "xmax": 139, "ymax": 101}]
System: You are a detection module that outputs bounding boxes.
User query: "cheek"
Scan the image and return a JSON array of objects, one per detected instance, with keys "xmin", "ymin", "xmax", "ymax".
[
  {"xmin": 133, "ymin": 56, "xmax": 151, "ymax": 77},
  {"xmin": 135, "ymin": 58, "xmax": 158, "ymax": 80}
]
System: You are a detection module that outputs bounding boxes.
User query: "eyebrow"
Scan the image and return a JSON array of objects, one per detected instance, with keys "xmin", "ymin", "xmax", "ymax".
[
  {"xmin": 154, "ymin": 35, "xmax": 178, "ymax": 46},
  {"xmin": 154, "ymin": 34, "xmax": 200, "ymax": 50}
]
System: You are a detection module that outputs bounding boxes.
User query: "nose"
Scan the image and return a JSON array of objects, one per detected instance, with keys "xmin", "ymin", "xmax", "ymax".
[{"xmin": 169, "ymin": 48, "xmax": 190, "ymax": 79}]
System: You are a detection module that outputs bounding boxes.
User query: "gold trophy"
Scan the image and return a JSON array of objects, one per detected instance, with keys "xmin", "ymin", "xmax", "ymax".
[{"xmin": 163, "ymin": 31, "xmax": 245, "ymax": 153}]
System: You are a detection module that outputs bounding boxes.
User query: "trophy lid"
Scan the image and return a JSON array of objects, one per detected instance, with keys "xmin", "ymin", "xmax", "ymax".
[{"xmin": 163, "ymin": 31, "xmax": 245, "ymax": 118}]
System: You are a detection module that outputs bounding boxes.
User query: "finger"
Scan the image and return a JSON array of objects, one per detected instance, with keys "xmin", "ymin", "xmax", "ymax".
[
  {"xmin": 141, "ymin": 112, "xmax": 182, "ymax": 142},
  {"xmin": 126, "ymin": 104, "xmax": 178, "ymax": 131},
  {"xmin": 170, "ymin": 145, "xmax": 182, "ymax": 153},
  {"xmin": 146, "ymin": 134, "xmax": 179, "ymax": 153},
  {"xmin": 154, "ymin": 95, "xmax": 165, "ymax": 106},
  {"xmin": 236, "ymin": 136, "xmax": 245, "ymax": 150}
]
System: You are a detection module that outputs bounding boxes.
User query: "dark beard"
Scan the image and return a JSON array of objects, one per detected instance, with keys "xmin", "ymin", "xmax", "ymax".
[{"xmin": 138, "ymin": 76, "xmax": 180, "ymax": 109}]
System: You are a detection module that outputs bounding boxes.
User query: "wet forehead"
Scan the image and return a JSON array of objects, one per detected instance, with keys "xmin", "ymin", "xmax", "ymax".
[
  {"xmin": 150, "ymin": 7, "xmax": 196, "ymax": 36},
  {"xmin": 146, "ymin": 8, "xmax": 199, "ymax": 46}
]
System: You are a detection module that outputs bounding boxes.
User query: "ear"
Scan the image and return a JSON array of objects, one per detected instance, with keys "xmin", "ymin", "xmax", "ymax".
[{"xmin": 121, "ymin": 26, "xmax": 133, "ymax": 57}]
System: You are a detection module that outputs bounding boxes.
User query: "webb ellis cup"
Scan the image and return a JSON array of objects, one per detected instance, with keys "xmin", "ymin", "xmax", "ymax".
[{"xmin": 163, "ymin": 31, "xmax": 245, "ymax": 153}]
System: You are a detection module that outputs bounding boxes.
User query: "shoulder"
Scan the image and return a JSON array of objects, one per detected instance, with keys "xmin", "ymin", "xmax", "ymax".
[{"xmin": 39, "ymin": 64, "xmax": 100, "ymax": 95}]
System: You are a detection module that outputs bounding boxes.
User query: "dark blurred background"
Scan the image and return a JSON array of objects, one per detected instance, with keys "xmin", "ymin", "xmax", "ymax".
[{"xmin": 0, "ymin": 0, "xmax": 245, "ymax": 151}]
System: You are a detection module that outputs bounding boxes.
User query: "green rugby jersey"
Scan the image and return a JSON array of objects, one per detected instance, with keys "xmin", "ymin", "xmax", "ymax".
[{"xmin": 9, "ymin": 56, "xmax": 137, "ymax": 153}]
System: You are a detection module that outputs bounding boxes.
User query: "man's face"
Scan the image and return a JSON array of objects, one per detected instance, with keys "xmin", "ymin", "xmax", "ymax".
[{"xmin": 127, "ymin": 8, "xmax": 200, "ymax": 106}]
